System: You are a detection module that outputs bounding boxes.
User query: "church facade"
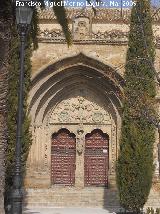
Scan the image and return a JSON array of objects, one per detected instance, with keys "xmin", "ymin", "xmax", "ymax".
[{"xmin": 24, "ymin": 8, "xmax": 160, "ymax": 209}]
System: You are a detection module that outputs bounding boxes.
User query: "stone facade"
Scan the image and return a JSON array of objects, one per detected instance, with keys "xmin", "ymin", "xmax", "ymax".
[{"xmin": 24, "ymin": 8, "xmax": 160, "ymax": 209}]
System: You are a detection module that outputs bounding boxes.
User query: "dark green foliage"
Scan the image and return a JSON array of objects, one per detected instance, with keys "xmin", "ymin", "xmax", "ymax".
[
  {"xmin": 5, "ymin": 0, "xmax": 71, "ymax": 198},
  {"xmin": 30, "ymin": 9, "xmax": 39, "ymax": 50},
  {"xmin": 0, "ymin": 0, "xmax": 12, "ymax": 20},
  {"xmin": 5, "ymin": 25, "xmax": 32, "ymax": 191},
  {"xmin": 3, "ymin": 1, "xmax": 71, "ymax": 212},
  {"xmin": 53, "ymin": 0, "xmax": 72, "ymax": 46},
  {"xmin": 116, "ymin": 0, "xmax": 156, "ymax": 212},
  {"xmin": 5, "ymin": 1, "xmax": 41, "ymax": 196},
  {"xmin": 37, "ymin": 0, "xmax": 72, "ymax": 45}
]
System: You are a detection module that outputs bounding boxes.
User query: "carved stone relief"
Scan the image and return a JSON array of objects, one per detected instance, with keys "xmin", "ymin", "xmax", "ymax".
[
  {"xmin": 38, "ymin": 28, "xmax": 129, "ymax": 45},
  {"xmin": 48, "ymin": 96, "xmax": 111, "ymax": 125},
  {"xmin": 73, "ymin": 17, "xmax": 90, "ymax": 40},
  {"xmin": 76, "ymin": 128, "xmax": 85, "ymax": 155},
  {"xmin": 157, "ymin": 140, "xmax": 160, "ymax": 176},
  {"xmin": 44, "ymin": 126, "xmax": 49, "ymax": 172},
  {"xmin": 111, "ymin": 124, "xmax": 117, "ymax": 174},
  {"xmin": 38, "ymin": 24, "xmax": 160, "ymax": 48}
]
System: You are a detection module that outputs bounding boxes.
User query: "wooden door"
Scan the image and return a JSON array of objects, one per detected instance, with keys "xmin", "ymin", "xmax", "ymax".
[
  {"xmin": 51, "ymin": 129, "xmax": 76, "ymax": 186},
  {"xmin": 84, "ymin": 129, "xmax": 109, "ymax": 187}
]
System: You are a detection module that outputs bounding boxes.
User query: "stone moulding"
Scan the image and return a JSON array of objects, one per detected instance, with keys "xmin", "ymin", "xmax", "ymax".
[
  {"xmin": 39, "ymin": 29, "xmax": 128, "ymax": 39},
  {"xmin": 37, "ymin": 8, "xmax": 160, "ymax": 46},
  {"xmin": 38, "ymin": 28, "xmax": 160, "ymax": 48}
]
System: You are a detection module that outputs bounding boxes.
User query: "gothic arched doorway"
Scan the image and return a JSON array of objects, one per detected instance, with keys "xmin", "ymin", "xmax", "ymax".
[
  {"xmin": 84, "ymin": 129, "xmax": 109, "ymax": 187},
  {"xmin": 51, "ymin": 129, "xmax": 76, "ymax": 186}
]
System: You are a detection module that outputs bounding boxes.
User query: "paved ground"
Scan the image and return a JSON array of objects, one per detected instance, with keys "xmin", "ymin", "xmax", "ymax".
[{"xmin": 23, "ymin": 207, "xmax": 117, "ymax": 214}]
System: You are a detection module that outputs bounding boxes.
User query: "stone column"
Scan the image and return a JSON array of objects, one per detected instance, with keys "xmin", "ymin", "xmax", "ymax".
[
  {"xmin": 157, "ymin": 130, "xmax": 160, "ymax": 177},
  {"xmin": 29, "ymin": 125, "xmax": 37, "ymax": 171},
  {"xmin": 109, "ymin": 123, "xmax": 117, "ymax": 188},
  {"xmin": 75, "ymin": 129, "xmax": 85, "ymax": 188},
  {"xmin": 153, "ymin": 128, "xmax": 160, "ymax": 180}
]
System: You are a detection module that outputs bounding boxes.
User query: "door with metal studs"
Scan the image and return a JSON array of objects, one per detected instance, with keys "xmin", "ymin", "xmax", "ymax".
[
  {"xmin": 84, "ymin": 129, "xmax": 109, "ymax": 187},
  {"xmin": 51, "ymin": 129, "xmax": 76, "ymax": 186}
]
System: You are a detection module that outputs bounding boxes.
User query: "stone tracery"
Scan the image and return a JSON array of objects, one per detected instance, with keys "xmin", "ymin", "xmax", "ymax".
[{"xmin": 48, "ymin": 96, "xmax": 112, "ymax": 125}]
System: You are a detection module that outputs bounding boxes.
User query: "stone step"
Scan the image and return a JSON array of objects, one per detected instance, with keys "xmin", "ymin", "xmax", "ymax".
[
  {"xmin": 24, "ymin": 187, "xmax": 160, "ymax": 210},
  {"xmin": 144, "ymin": 189, "xmax": 160, "ymax": 209},
  {"xmin": 24, "ymin": 188, "xmax": 120, "ymax": 209}
]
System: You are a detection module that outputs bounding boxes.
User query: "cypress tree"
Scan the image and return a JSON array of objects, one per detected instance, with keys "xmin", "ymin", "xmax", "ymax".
[
  {"xmin": 0, "ymin": 1, "xmax": 12, "ymax": 213},
  {"xmin": 5, "ymin": 25, "xmax": 32, "ymax": 197},
  {"xmin": 4, "ymin": 1, "xmax": 72, "ymax": 209},
  {"xmin": 116, "ymin": 0, "xmax": 156, "ymax": 212},
  {"xmin": 5, "ymin": 3, "xmax": 69, "ymax": 192},
  {"xmin": 1, "ymin": 1, "xmax": 71, "ymax": 211}
]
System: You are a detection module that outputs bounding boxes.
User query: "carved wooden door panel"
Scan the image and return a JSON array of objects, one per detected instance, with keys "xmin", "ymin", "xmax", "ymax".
[
  {"xmin": 51, "ymin": 129, "xmax": 76, "ymax": 186},
  {"xmin": 84, "ymin": 129, "xmax": 109, "ymax": 187}
]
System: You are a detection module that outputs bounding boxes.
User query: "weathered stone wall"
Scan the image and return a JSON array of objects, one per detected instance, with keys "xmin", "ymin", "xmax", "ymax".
[{"xmin": 25, "ymin": 8, "xmax": 160, "ymax": 209}]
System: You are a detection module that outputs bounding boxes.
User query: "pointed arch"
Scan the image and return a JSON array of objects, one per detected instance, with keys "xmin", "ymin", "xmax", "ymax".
[{"xmin": 28, "ymin": 53, "xmax": 124, "ymax": 125}]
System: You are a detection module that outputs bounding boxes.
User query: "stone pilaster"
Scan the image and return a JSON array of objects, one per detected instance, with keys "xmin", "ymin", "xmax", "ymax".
[{"xmin": 75, "ymin": 129, "xmax": 85, "ymax": 188}]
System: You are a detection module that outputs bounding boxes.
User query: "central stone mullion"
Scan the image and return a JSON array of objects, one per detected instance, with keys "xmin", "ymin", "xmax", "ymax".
[{"xmin": 75, "ymin": 130, "xmax": 85, "ymax": 188}]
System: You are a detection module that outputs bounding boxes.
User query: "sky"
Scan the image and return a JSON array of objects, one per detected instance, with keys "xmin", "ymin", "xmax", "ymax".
[{"xmin": 44, "ymin": 0, "xmax": 160, "ymax": 8}]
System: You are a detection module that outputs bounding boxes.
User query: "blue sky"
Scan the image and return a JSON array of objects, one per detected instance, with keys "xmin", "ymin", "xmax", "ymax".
[
  {"xmin": 75, "ymin": 0, "xmax": 160, "ymax": 8},
  {"xmin": 45, "ymin": 0, "xmax": 160, "ymax": 8},
  {"xmin": 152, "ymin": 0, "xmax": 160, "ymax": 5}
]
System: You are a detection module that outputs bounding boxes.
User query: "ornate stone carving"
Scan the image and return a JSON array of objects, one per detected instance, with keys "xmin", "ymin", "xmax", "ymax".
[
  {"xmin": 38, "ymin": 28, "xmax": 160, "ymax": 48},
  {"xmin": 44, "ymin": 139, "xmax": 48, "ymax": 168},
  {"xmin": 76, "ymin": 129, "xmax": 84, "ymax": 155},
  {"xmin": 37, "ymin": 8, "xmax": 160, "ymax": 47},
  {"xmin": 39, "ymin": 28, "xmax": 64, "ymax": 40},
  {"xmin": 73, "ymin": 17, "xmax": 90, "ymax": 40},
  {"xmin": 111, "ymin": 124, "xmax": 117, "ymax": 174},
  {"xmin": 48, "ymin": 96, "xmax": 111, "ymax": 125},
  {"xmin": 38, "ymin": 28, "xmax": 128, "ymax": 45},
  {"xmin": 154, "ymin": 159, "xmax": 159, "ymax": 176}
]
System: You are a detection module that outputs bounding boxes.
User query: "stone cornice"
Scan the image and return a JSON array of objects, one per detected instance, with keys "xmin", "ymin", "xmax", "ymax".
[
  {"xmin": 38, "ymin": 8, "xmax": 160, "ymax": 47},
  {"xmin": 38, "ymin": 8, "xmax": 160, "ymax": 24},
  {"xmin": 38, "ymin": 28, "xmax": 160, "ymax": 48}
]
